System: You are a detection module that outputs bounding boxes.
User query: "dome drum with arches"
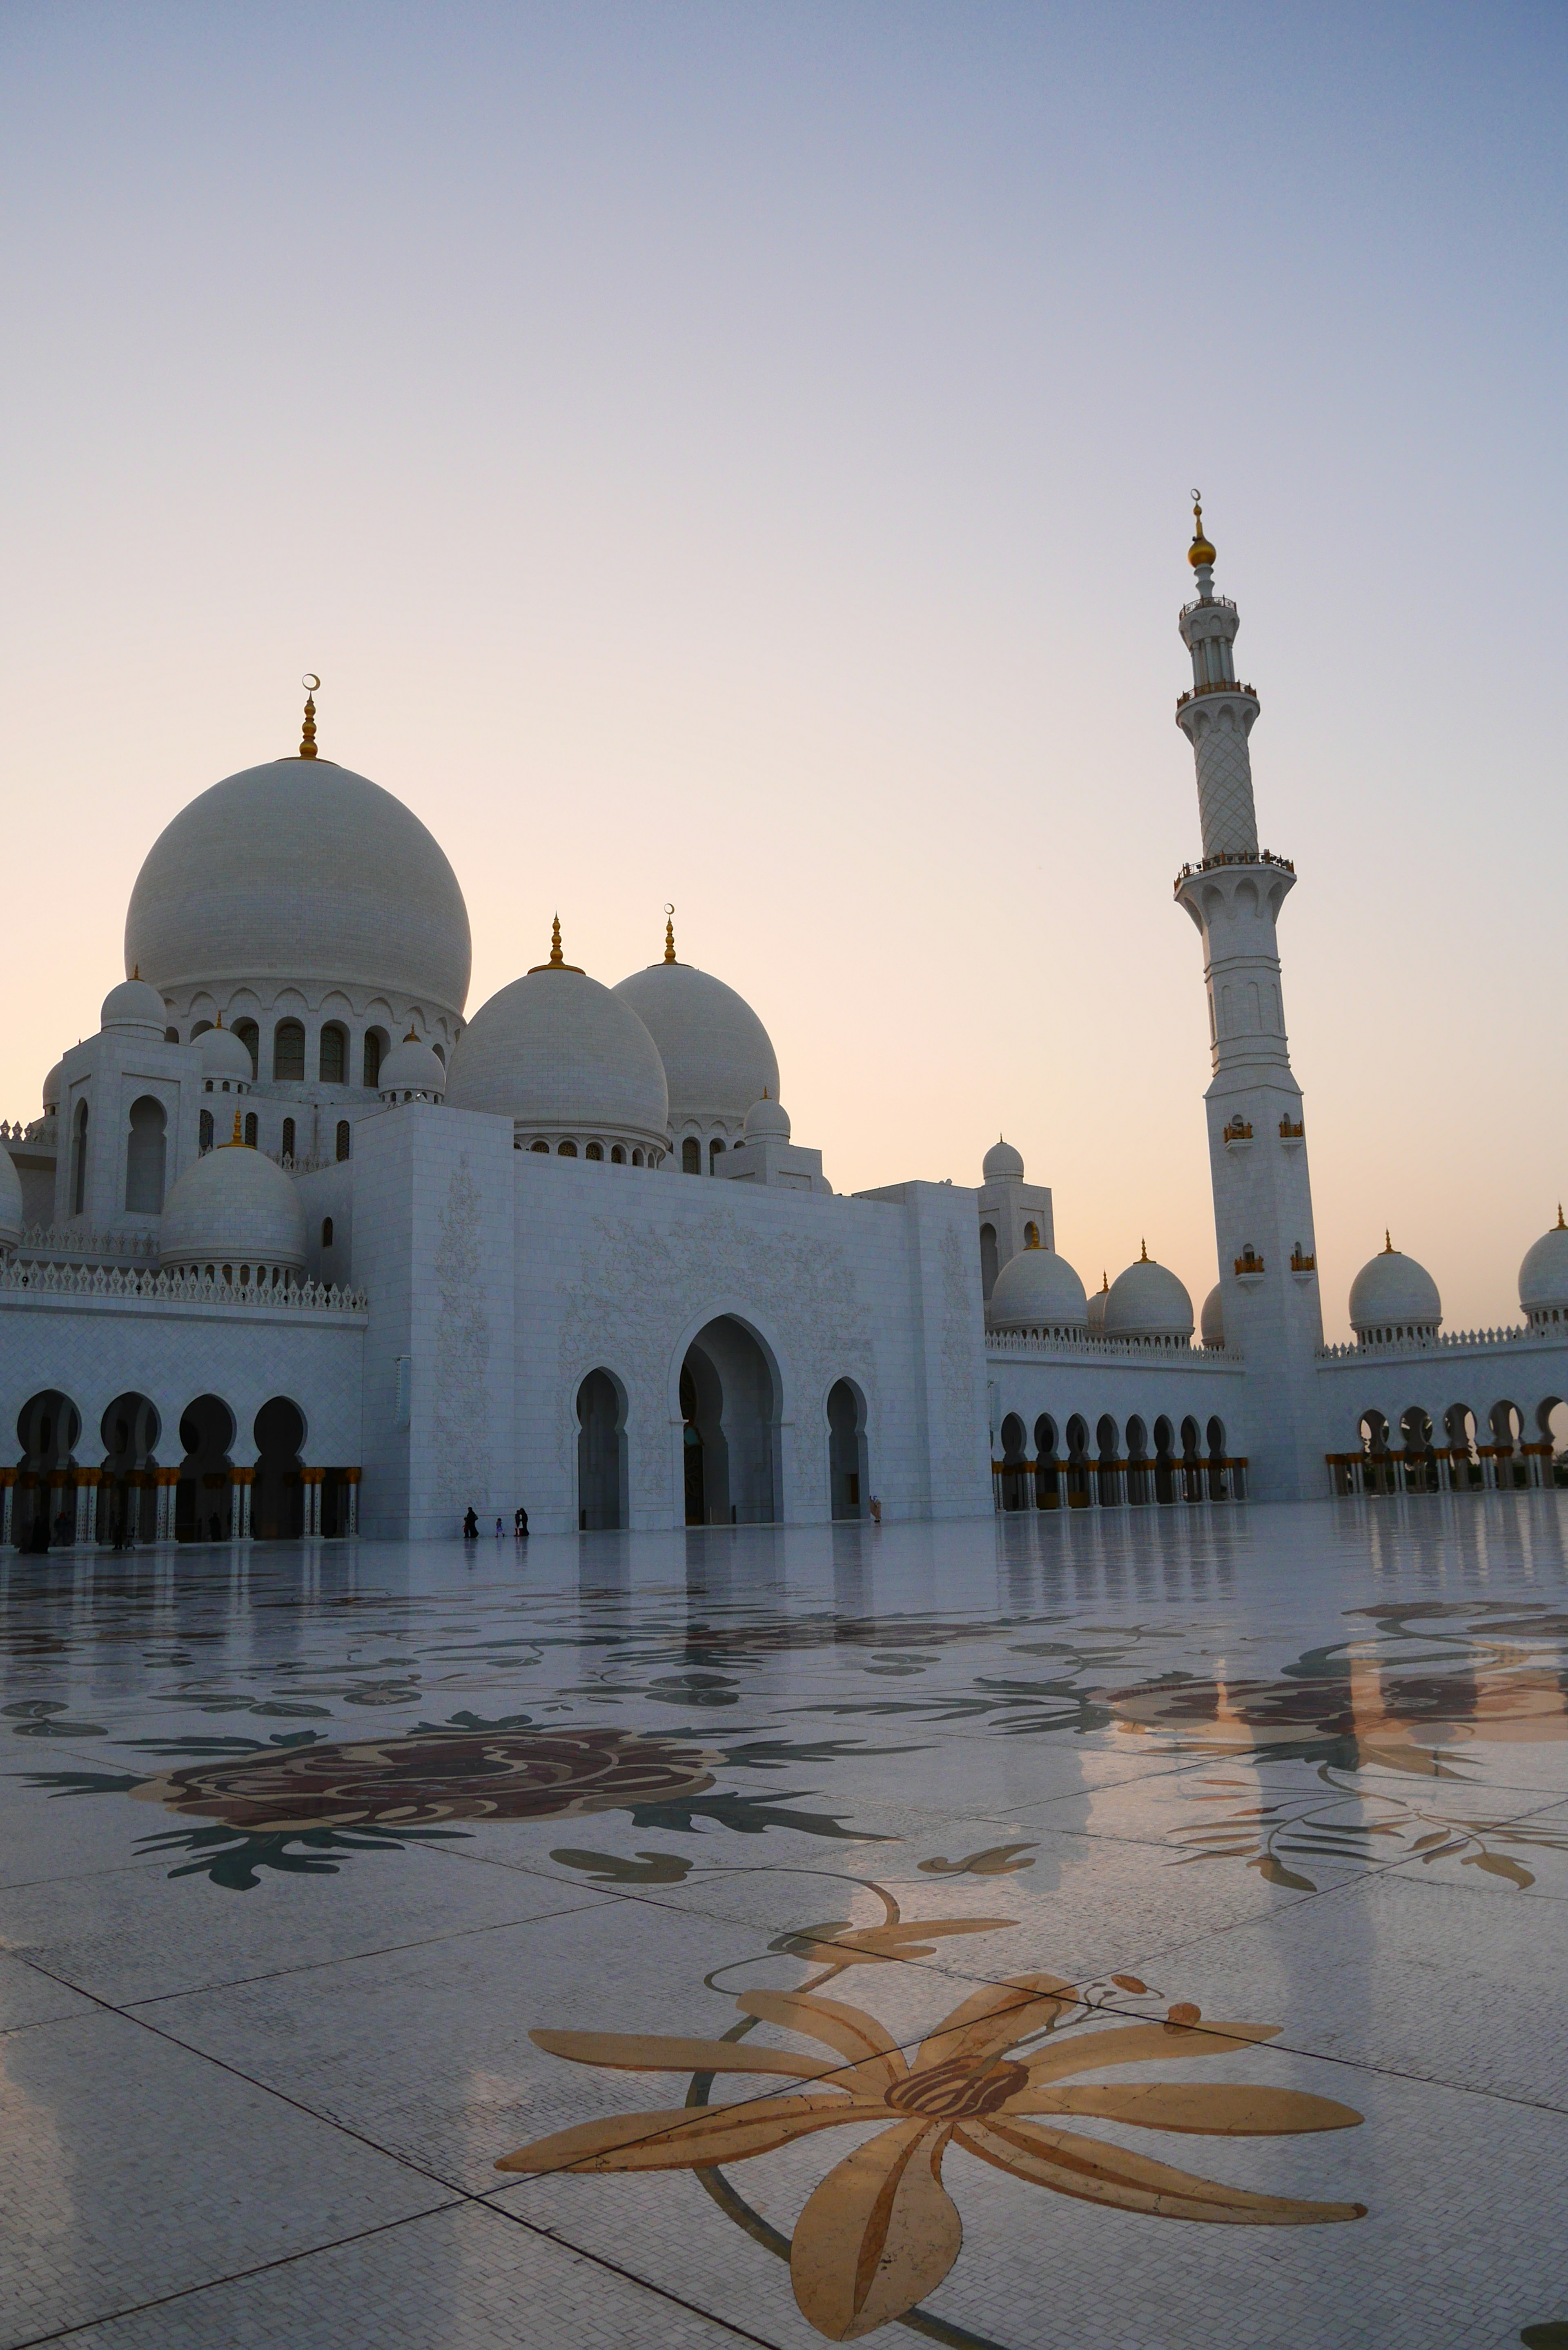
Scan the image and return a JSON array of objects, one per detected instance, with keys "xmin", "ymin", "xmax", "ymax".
[
  {"xmin": 1519, "ymin": 1210, "xmax": 1568, "ymax": 1328},
  {"xmin": 445, "ymin": 920, "xmax": 670, "ymax": 1161},
  {"xmin": 987, "ymin": 1239, "xmax": 1088, "ymax": 1337},
  {"xmin": 1348, "ymin": 1234, "xmax": 1442, "ymax": 1345}
]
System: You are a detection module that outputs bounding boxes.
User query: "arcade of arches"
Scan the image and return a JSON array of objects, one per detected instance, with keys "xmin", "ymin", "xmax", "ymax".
[
  {"xmin": 993, "ymin": 1410, "xmax": 1248, "ymax": 1511},
  {"xmin": 2, "ymin": 1388, "xmax": 360, "ymax": 1550},
  {"xmin": 1327, "ymin": 1395, "xmax": 1568, "ymax": 1496}
]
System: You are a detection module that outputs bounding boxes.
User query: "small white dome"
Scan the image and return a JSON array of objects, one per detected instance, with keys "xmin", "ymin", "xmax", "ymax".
[
  {"xmin": 102, "ymin": 976, "xmax": 167, "ymax": 1035},
  {"xmin": 982, "ymin": 1136, "xmax": 1025, "ymax": 1182},
  {"xmin": 1519, "ymin": 1212, "xmax": 1568, "ymax": 1319},
  {"xmin": 160, "ymin": 1132, "xmax": 306, "ymax": 1273},
  {"xmin": 198, "ymin": 1022, "xmax": 253, "ymax": 1084},
  {"xmin": 0, "ymin": 1140, "xmax": 22, "ymax": 1250},
  {"xmin": 1105, "ymin": 1250, "xmax": 1194, "ymax": 1342},
  {"xmin": 41, "ymin": 1062, "xmax": 62, "ymax": 1112},
  {"xmin": 744, "ymin": 1092, "xmax": 791, "ymax": 1143},
  {"xmin": 1349, "ymin": 1238, "xmax": 1441, "ymax": 1337},
  {"xmin": 1087, "ymin": 1274, "xmax": 1110, "ymax": 1335},
  {"xmin": 612, "ymin": 951, "xmax": 778, "ymax": 1126},
  {"xmin": 988, "ymin": 1243, "xmax": 1087, "ymax": 1332},
  {"xmin": 379, "ymin": 1031, "xmax": 448, "ymax": 1098},
  {"xmin": 1200, "ymin": 1283, "xmax": 1225, "ymax": 1348},
  {"xmin": 445, "ymin": 942, "xmax": 668, "ymax": 1152}
]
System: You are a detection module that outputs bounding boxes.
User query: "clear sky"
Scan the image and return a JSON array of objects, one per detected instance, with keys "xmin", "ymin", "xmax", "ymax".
[{"xmin": 3, "ymin": 2, "xmax": 1564, "ymax": 1337}]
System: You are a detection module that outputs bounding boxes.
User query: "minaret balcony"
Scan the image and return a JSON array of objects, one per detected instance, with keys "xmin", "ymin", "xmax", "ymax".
[
  {"xmin": 1290, "ymin": 1248, "xmax": 1316, "ymax": 1277},
  {"xmin": 1222, "ymin": 1118, "xmax": 1253, "ymax": 1151},
  {"xmin": 1174, "ymin": 848, "xmax": 1295, "ymax": 893},
  {"xmin": 1176, "ymin": 680, "xmax": 1258, "ymax": 713},
  {"xmin": 1279, "ymin": 1116, "xmax": 1305, "ymax": 1150},
  {"xmin": 1234, "ymin": 1248, "xmax": 1266, "ymax": 1284}
]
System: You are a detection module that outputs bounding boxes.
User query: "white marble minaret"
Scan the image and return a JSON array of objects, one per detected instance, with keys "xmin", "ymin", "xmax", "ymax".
[{"xmin": 1174, "ymin": 501, "xmax": 1324, "ymax": 1499}]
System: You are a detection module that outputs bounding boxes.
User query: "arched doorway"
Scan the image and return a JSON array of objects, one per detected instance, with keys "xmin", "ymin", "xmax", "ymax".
[
  {"xmin": 253, "ymin": 1398, "xmax": 306, "ymax": 1539},
  {"xmin": 1064, "ymin": 1414, "xmax": 1091, "ymax": 1508},
  {"xmin": 15, "ymin": 1390, "xmax": 80, "ymax": 1550},
  {"xmin": 125, "ymin": 1097, "xmax": 167, "ymax": 1213},
  {"xmin": 1033, "ymin": 1414, "xmax": 1059, "ymax": 1509},
  {"xmin": 577, "ymin": 1370, "xmax": 626, "ymax": 1530},
  {"xmin": 177, "ymin": 1395, "xmax": 234, "ymax": 1541},
  {"xmin": 100, "ymin": 1393, "xmax": 160, "ymax": 1546},
  {"xmin": 826, "ymin": 1380, "xmax": 868, "ymax": 1521},
  {"xmin": 999, "ymin": 1412, "xmax": 1028, "ymax": 1511},
  {"xmin": 1153, "ymin": 1416, "xmax": 1176, "ymax": 1505},
  {"xmin": 679, "ymin": 1318, "xmax": 777, "ymax": 1525}
]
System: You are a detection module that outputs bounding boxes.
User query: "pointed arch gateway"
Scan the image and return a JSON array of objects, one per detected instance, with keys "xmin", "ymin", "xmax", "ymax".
[{"xmin": 678, "ymin": 1316, "xmax": 780, "ymax": 1526}]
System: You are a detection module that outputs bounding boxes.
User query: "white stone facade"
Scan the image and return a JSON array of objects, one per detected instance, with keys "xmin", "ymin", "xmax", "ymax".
[{"xmin": 3, "ymin": 539, "xmax": 1566, "ymax": 1550}]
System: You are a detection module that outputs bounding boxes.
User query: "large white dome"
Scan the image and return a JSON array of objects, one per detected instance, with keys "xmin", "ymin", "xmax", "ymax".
[
  {"xmin": 1104, "ymin": 1251, "xmax": 1194, "ymax": 1343},
  {"xmin": 160, "ymin": 1134, "xmax": 306, "ymax": 1274},
  {"xmin": 445, "ymin": 958, "xmax": 669, "ymax": 1153},
  {"xmin": 1349, "ymin": 1239, "xmax": 1441, "ymax": 1339},
  {"xmin": 988, "ymin": 1243, "xmax": 1087, "ymax": 1334},
  {"xmin": 612, "ymin": 956, "xmax": 778, "ymax": 1125},
  {"xmin": 1519, "ymin": 1213, "xmax": 1568, "ymax": 1323},
  {"xmin": 982, "ymin": 1136, "xmax": 1025, "ymax": 1182},
  {"xmin": 1200, "ymin": 1283, "xmax": 1225, "ymax": 1348},
  {"xmin": 125, "ymin": 759, "xmax": 472, "ymax": 1015},
  {"xmin": 0, "ymin": 1140, "xmax": 22, "ymax": 1250}
]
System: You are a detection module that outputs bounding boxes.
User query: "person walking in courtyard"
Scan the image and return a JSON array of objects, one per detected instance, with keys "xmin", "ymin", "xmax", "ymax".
[
  {"xmin": 462, "ymin": 1506, "xmax": 479, "ymax": 1540},
  {"xmin": 514, "ymin": 1506, "xmax": 529, "ymax": 1538}
]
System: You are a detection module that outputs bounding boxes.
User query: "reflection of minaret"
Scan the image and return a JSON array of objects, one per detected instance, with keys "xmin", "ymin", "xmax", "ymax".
[{"xmin": 1173, "ymin": 501, "xmax": 1323, "ymax": 1501}]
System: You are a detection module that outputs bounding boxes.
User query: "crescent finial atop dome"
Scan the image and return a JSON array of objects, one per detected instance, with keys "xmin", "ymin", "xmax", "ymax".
[
  {"xmin": 1188, "ymin": 492, "xmax": 1216, "ymax": 570},
  {"xmin": 298, "ymin": 675, "xmax": 320, "ymax": 760},
  {"xmin": 664, "ymin": 906, "xmax": 677, "ymax": 965}
]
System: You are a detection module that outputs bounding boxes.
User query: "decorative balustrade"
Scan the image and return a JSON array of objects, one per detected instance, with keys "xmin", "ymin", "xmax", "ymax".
[
  {"xmin": 1174, "ymin": 679, "xmax": 1258, "ymax": 711},
  {"xmin": 1234, "ymin": 1250, "xmax": 1265, "ymax": 1276},
  {"xmin": 1290, "ymin": 1249, "xmax": 1316, "ymax": 1272},
  {"xmin": 986, "ymin": 1330, "xmax": 1241, "ymax": 1364},
  {"xmin": 1179, "ymin": 593, "xmax": 1238, "ymax": 618},
  {"xmin": 14, "ymin": 1224, "xmax": 158, "ymax": 1263},
  {"xmin": 1223, "ymin": 1119, "xmax": 1253, "ymax": 1144},
  {"xmin": 1317, "ymin": 1325, "xmax": 1541, "ymax": 1362},
  {"xmin": 1279, "ymin": 1118, "xmax": 1305, "ymax": 1139},
  {"xmin": 1173, "ymin": 849, "xmax": 1296, "ymax": 888},
  {"xmin": 0, "ymin": 1118, "xmax": 53, "ymax": 1145},
  {"xmin": 0, "ymin": 1260, "xmax": 366, "ymax": 1315}
]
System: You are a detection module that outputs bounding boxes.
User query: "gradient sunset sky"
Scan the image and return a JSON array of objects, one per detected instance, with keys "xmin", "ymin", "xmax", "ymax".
[{"xmin": 3, "ymin": 2, "xmax": 1564, "ymax": 1336}]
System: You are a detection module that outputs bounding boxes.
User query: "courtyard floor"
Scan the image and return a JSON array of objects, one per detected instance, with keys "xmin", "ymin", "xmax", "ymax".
[{"xmin": 1, "ymin": 1499, "xmax": 1566, "ymax": 2349}]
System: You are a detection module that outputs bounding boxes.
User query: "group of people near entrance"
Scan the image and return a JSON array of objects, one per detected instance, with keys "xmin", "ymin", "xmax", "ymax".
[{"xmin": 463, "ymin": 1507, "xmax": 529, "ymax": 1540}]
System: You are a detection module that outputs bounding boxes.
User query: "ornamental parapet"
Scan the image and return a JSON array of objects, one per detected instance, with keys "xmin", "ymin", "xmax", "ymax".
[
  {"xmin": 1173, "ymin": 849, "xmax": 1295, "ymax": 892},
  {"xmin": 1179, "ymin": 594, "xmax": 1238, "ymax": 619},
  {"xmin": 987, "ymin": 1332, "xmax": 1241, "ymax": 1364},
  {"xmin": 1, "ymin": 1117, "xmax": 56, "ymax": 1145},
  {"xmin": 1175, "ymin": 680, "xmax": 1258, "ymax": 712},
  {"xmin": 1316, "ymin": 1324, "xmax": 1540, "ymax": 1363},
  {"xmin": 13, "ymin": 1224, "xmax": 158, "ymax": 1264},
  {"xmin": 0, "ymin": 1261, "xmax": 367, "ymax": 1316}
]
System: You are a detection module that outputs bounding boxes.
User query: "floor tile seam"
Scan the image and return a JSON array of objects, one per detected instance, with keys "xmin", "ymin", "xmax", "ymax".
[
  {"xmin": 0, "ymin": 1956, "xmax": 514, "ymax": 2206},
  {"xmin": 118, "ymin": 1888, "xmax": 617, "ymax": 2009},
  {"xmin": 480, "ymin": 2201, "xmax": 788, "ymax": 2348},
  {"xmin": 0, "ymin": 1855, "xmax": 201, "ymax": 1897},
  {"xmin": 5, "ymin": 2203, "xmax": 469, "ymax": 2349}
]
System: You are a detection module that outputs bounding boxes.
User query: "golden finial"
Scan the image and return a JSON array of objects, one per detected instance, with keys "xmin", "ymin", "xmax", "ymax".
[
  {"xmin": 404, "ymin": 1025, "xmax": 419, "ymax": 1043},
  {"xmin": 220, "ymin": 1110, "xmax": 244, "ymax": 1147},
  {"xmin": 1557, "ymin": 1204, "xmax": 1565, "ymax": 1230},
  {"xmin": 664, "ymin": 903, "xmax": 676, "ymax": 964},
  {"xmin": 1140, "ymin": 1238, "xmax": 1149, "ymax": 1262},
  {"xmin": 1100, "ymin": 1270, "xmax": 1109, "ymax": 1293},
  {"xmin": 1187, "ymin": 490, "xmax": 1216, "ymax": 571},
  {"xmin": 528, "ymin": 913, "xmax": 584, "ymax": 974},
  {"xmin": 298, "ymin": 674, "xmax": 321, "ymax": 760},
  {"xmin": 1384, "ymin": 1230, "xmax": 1394, "ymax": 1253},
  {"xmin": 131, "ymin": 964, "xmax": 140, "ymax": 980}
]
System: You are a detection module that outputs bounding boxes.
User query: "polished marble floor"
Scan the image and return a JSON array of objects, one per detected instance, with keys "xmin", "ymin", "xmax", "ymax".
[{"xmin": 2, "ymin": 1499, "xmax": 1567, "ymax": 2349}]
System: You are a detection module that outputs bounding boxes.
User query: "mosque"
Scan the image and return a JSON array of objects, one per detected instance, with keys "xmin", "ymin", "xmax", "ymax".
[{"xmin": 3, "ymin": 513, "xmax": 1566, "ymax": 1548}]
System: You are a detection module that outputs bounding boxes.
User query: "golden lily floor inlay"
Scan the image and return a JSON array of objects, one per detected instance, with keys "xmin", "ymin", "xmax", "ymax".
[{"xmin": 2, "ymin": 1499, "xmax": 1566, "ymax": 2346}]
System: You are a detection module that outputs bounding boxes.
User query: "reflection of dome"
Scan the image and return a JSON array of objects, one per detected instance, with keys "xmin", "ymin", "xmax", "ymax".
[
  {"xmin": 445, "ymin": 947, "xmax": 668, "ymax": 1155},
  {"xmin": 1087, "ymin": 1272, "xmax": 1110, "ymax": 1336},
  {"xmin": 1200, "ymin": 1283, "xmax": 1225, "ymax": 1348},
  {"xmin": 1519, "ymin": 1210, "xmax": 1568, "ymax": 1327},
  {"xmin": 982, "ymin": 1136, "xmax": 1025, "ymax": 1182},
  {"xmin": 1349, "ymin": 1236, "xmax": 1441, "ymax": 1340},
  {"xmin": 198, "ymin": 1021, "xmax": 253, "ymax": 1086},
  {"xmin": 612, "ymin": 952, "xmax": 777, "ymax": 1126},
  {"xmin": 125, "ymin": 760, "xmax": 472, "ymax": 1014},
  {"xmin": 1105, "ymin": 1248, "xmax": 1194, "ymax": 1343},
  {"xmin": 101, "ymin": 976, "xmax": 167, "ymax": 1036},
  {"xmin": 160, "ymin": 1127, "xmax": 306, "ymax": 1276},
  {"xmin": 988, "ymin": 1243, "xmax": 1087, "ymax": 1334},
  {"xmin": 379, "ymin": 1031, "xmax": 448, "ymax": 1100},
  {"xmin": 744, "ymin": 1092, "xmax": 790, "ymax": 1143},
  {"xmin": 0, "ymin": 1140, "xmax": 22, "ymax": 1250}
]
